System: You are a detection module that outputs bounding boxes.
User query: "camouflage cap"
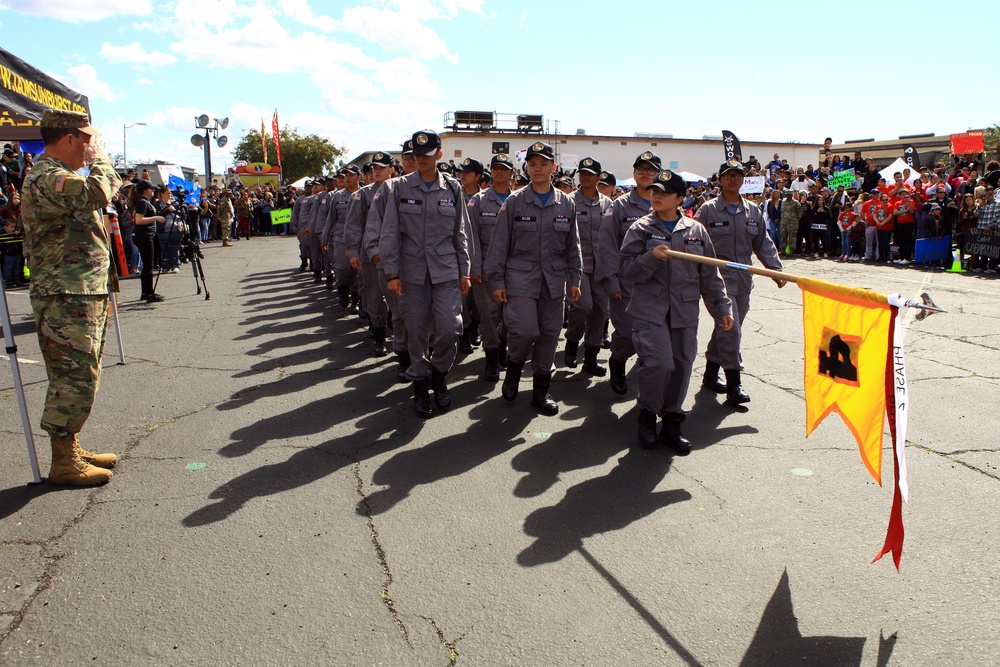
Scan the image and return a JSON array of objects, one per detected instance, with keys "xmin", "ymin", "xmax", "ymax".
[{"xmin": 41, "ymin": 109, "xmax": 100, "ymax": 136}]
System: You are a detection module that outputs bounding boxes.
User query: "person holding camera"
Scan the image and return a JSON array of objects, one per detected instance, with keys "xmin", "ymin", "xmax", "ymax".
[
  {"xmin": 154, "ymin": 185, "xmax": 182, "ymax": 273},
  {"xmin": 131, "ymin": 180, "xmax": 165, "ymax": 302}
]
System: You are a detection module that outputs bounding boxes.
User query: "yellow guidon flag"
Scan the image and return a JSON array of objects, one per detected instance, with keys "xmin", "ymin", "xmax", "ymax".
[{"xmin": 799, "ymin": 276, "xmax": 891, "ymax": 485}]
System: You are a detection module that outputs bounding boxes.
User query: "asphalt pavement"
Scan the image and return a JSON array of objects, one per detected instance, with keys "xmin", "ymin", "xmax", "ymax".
[{"xmin": 1, "ymin": 235, "xmax": 998, "ymax": 666}]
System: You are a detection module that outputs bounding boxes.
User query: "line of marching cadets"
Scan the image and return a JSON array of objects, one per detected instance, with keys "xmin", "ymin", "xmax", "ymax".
[{"xmin": 287, "ymin": 130, "xmax": 785, "ymax": 455}]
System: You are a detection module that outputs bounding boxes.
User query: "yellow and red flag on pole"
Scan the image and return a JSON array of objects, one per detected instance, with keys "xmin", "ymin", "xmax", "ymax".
[
  {"xmin": 260, "ymin": 118, "xmax": 268, "ymax": 163},
  {"xmin": 798, "ymin": 276, "xmax": 909, "ymax": 569},
  {"xmin": 271, "ymin": 110, "xmax": 282, "ymax": 167}
]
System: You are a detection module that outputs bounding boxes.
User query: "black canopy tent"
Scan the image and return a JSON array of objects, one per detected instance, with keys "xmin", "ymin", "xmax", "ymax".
[{"xmin": 0, "ymin": 46, "xmax": 91, "ymax": 141}]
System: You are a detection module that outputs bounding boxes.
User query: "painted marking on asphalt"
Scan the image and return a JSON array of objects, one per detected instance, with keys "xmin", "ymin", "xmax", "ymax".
[
  {"xmin": 791, "ymin": 468, "xmax": 813, "ymax": 476},
  {"xmin": 185, "ymin": 462, "xmax": 208, "ymax": 470},
  {"xmin": 533, "ymin": 432, "xmax": 551, "ymax": 439}
]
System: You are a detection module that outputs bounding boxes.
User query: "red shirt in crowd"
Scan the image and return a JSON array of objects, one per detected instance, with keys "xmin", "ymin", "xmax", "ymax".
[
  {"xmin": 861, "ymin": 199, "xmax": 880, "ymax": 226},
  {"xmin": 893, "ymin": 199, "xmax": 915, "ymax": 224},
  {"xmin": 837, "ymin": 210, "xmax": 856, "ymax": 233},
  {"xmin": 874, "ymin": 203, "xmax": 894, "ymax": 231}
]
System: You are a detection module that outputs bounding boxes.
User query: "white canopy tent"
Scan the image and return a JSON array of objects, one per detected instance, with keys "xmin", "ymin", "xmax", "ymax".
[
  {"xmin": 879, "ymin": 157, "xmax": 920, "ymax": 184},
  {"xmin": 677, "ymin": 170, "xmax": 708, "ymax": 183},
  {"xmin": 288, "ymin": 175, "xmax": 310, "ymax": 189}
]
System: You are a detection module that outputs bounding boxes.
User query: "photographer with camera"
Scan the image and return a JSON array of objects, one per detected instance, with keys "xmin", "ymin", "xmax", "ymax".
[{"xmin": 154, "ymin": 185, "xmax": 183, "ymax": 274}]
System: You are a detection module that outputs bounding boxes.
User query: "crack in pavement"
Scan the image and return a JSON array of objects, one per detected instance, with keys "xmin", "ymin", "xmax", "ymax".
[
  {"xmin": 421, "ymin": 615, "xmax": 466, "ymax": 666},
  {"xmin": 351, "ymin": 461, "xmax": 410, "ymax": 646}
]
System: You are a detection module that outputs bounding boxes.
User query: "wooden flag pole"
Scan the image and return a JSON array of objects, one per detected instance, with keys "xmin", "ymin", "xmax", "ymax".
[{"xmin": 658, "ymin": 248, "xmax": 947, "ymax": 313}]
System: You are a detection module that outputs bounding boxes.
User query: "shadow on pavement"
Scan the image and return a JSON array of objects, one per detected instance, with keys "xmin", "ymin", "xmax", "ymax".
[{"xmin": 0, "ymin": 482, "xmax": 57, "ymax": 521}]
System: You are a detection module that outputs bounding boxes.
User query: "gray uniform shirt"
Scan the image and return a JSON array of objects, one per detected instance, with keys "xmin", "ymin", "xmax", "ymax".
[
  {"xmin": 321, "ymin": 189, "xmax": 353, "ymax": 247},
  {"xmin": 573, "ymin": 189, "xmax": 613, "ymax": 274},
  {"xmin": 696, "ymin": 196, "xmax": 782, "ymax": 296},
  {"xmin": 467, "ymin": 187, "xmax": 508, "ymax": 278},
  {"xmin": 310, "ymin": 189, "xmax": 335, "ymax": 235},
  {"xmin": 595, "ymin": 189, "xmax": 651, "ymax": 296},
  {"xmin": 378, "ymin": 172, "xmax": 471, "ymax": 284},
  {"xmin": 363, "ymin": 178, "xmax": 396, "ymax": 261},
  {"xmin": 293, "ymin": 194, "xmax": 317, "ymax": 241},
  {"xmin": 485, "ymin": 187, "xmax": 583, "ymax": 299},
  {"xmin": 344, "ymin": 183, "xmax": 378, "ymax": 263},
  {"xmin": 620, "ymin": 213, "xmax": 732, "ymax": 328}
]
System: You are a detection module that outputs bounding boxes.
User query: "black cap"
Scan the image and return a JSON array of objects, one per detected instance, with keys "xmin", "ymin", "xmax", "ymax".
[
  {"xmin": 984, "ymin": 170, "xmax": 1000, "ymax": 188},
  {"xmin": 578, "ymin": 157, "xmax": 601, "ymax": 175},
  {"xmin": 648, "ymin": 170, "xmax": 686, "ymax": 195},
  {"xmin": 456, "ymin": 157, "xmax": 484, "ymax": 175},
  {"xmin": 343, "ymin": 165, "xmax": 361, "ymax": 175},
  {"xmin": 633, "ymin": 151, "xmax": 661, "ymax": 169},
  {"xmin": 554, "ymin": 174, "xmax": 574, "ymax": 188},
  {"xmin": 490, "ymin": 154, "xmax": 514, "ymax": 170},
  {"xmin": 525, "ymin": 141, "xmax": 555, "ymax": 161},
  {"xmin": 598, "ymin": 171, "xmax": 616, "ymax": 187},
  {"xmin": 371, "ymin": 151, "xmax": 394, "ymax": 167},
  {"xmin": 719, "ymin": 160, "xmax": 745, "ymax": 176},
  {"xmin": 401, "ymin": 139, "xmax": 414, "ymax": 156},
  {"xmin": 515, "ymin": 173, "xmax": 530, "ymax": 186},
  {"xmin": 436, "ymin": 162, "xmax": 452, "ymax": 174},
  {"xmin": 411, "ymin": 129, "xmax": 441, "ymax": 156}
]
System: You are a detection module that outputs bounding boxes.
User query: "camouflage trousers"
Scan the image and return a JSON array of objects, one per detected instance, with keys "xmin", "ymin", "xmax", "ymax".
[
  {"xmin": 220, "ymin": 216, "xmax": 233, "ymax": 240},
  {"xmin": 31, "ymin": 294, "xmax": 110, "ymax": 440}
]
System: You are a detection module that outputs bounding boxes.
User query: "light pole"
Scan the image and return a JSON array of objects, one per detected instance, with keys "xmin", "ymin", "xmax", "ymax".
[
  {"xmin": 123, "ymin": 122, "xmax": 146, "ymax": 170},
  {"xmin": 191, "ymin": 115, "xmax": 229, "ymax": 189}
]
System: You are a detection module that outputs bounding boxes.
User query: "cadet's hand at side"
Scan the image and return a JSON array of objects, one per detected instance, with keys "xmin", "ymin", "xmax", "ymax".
[
  {"xmin": 460, "ymin": 277, "xmax": 470, "ymax": 294},
  {"xmin": 492, "ymin": 289, "xmax": 507, "ymax": 303},
  {"xmin": 719, "ymin": 316, "xmax": 734, "ymax": 331},
  {"xmin": 569, "ymin": 286, "xmax": 581, "ymax": 302},
  {"xmin": 350, "ymin": 257, "xmax": 361, "ymax": 270}
]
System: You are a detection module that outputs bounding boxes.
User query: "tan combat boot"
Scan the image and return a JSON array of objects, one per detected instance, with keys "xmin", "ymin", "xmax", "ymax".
[
  {"xmin": 49, "ymin": 436, "xmax": 113, "ymax": 486},
  {"xmin": 76, "ymin": 435, "xmax": 118, "ymax": 469}
]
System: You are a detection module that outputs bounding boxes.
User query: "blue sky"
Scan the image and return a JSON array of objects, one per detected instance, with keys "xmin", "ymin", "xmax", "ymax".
[{"xmin": 2, "ymin": 0, "xmax": 998, "ymax": 173}]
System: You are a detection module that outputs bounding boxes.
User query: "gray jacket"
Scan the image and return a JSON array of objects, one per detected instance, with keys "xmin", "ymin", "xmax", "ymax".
[
  {"xmin": 574, "ymin": 189, "xmax": 613, "ymax": 274},
  {"xmin": 344, "ymin": 183, "xmax": 377, "ymax": 263},
  {"xmin": 696, "ymin": 196, "xmax": 782, "ymax": 297},
  {"xmin": 595, "ymin": 189, "xmax": 651, "ymax": 296},
  {"xmin": 485, "ymin": 187, "xmax": 583, "ymax": 299},
  {"xmin": 620, "ymin": 213, "xmax": 732, "ymax": 328},
  {"xmin": 378, "ymin": 172, "xmax": 471, "ymax": 284},
  {"xmin": 467, "ymin": 187, "xmax": 508, "ymax": 279}
]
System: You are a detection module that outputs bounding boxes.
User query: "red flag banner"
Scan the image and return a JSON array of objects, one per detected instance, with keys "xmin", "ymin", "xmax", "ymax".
[
  {"xmin": 949, "ymin": 131, "xmax": 984, "ymax": 155},
  {"xmin": 271, "ymin": 110, "xmax": 282, "ymax": 167}
]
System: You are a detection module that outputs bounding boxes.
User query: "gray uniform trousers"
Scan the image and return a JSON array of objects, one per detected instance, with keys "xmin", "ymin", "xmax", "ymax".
[
  {"xmin": 566, "ymin": 271, "xmax": 608, "ymax": 348},
  {"xmin": 633, "ymin": 320, "xmax": 697, "ymax": 416},
  {"xmin": 378, "ymin": 265, "xmax": 408, "ymax": 353},
  {"xmin": 704, "ymin": 279, "xmax": 750, "ymax": 371},
  {"xmin": 310, "ymin": 236, "xmax": 326, "ymax": 273},
  {"xmin": 334, "ymin": 242, "xmax": 356, "ymax": 292},
  {"xmin": 361, "ymin": 260, "xmax": 388, "ymax": 327},
  {"xmin": 609, "ymin": 292, "xmax": 636, "ymax": 362},
  {"xmin": 471, "ymin": 281, "xmax": 502, "ymax": 349},
  {"xmin": 504, "ymin": 282, "xmax": 564, "ymax": 374},
  {"xmin": 402, "ymin": 277, "xmax": 462, "ymax": 381}
]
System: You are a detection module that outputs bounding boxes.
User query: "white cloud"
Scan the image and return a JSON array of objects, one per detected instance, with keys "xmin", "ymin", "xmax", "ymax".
[
  {"xmin": 136, "ymin": 77, "xmax": 153, "ymax": 85},
  {"xmin": 278, "ymin": 0, "xmax": 338, "ymax": 31},
  {"xmin": 56, "ymin": 64, "xmax": 123, "ymax": 102},
  {"xmin": 142, "ymin": 106, "xmax": 219, "ymax": 133},
  {"xmin": 0, "ymin": 0, "xmax": 152, "ymax": 22},
  {"xmin": 338, "ymin": 6, "xmax": 456, "ymax": 62},
  {"xmin": 100, "ymin": 42, "xmax": 178, "ymax": 68}
]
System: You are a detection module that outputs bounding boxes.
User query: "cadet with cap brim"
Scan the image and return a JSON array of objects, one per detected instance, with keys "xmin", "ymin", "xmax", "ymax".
[
  {"xmin": 695, "ymin": 160, "xmax": 784, "ymax": 406},
  {"xmin": 563, "ymin": 157, "xmax": 611, "ymax": 375},
  {"xmin": 595, "ymin": 152, "xmax": 660, "ymax": 395},
  {"xmin": 619, "ymin": 169, "xmax": 733, "ymax": 453}
]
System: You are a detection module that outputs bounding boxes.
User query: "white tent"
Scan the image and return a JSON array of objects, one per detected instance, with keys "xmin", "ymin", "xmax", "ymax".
[
  {"xmin": 288, "ymin": 175, "xmax": 310, "ymax": 189},
  {"xmin": 617, "ymin": 177, "xmax": 637, "ymax": 188},
  {"xmin": 879, "ymin": 157, "xmax": 920, "ymax": 184},
  {"xmin": 676, "ymin": 170, "xmax": 708, "ymax": 183}
]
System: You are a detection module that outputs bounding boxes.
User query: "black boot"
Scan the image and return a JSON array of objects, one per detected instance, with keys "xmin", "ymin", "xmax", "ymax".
[
  {"xmin": 497, "ymin": 337, "xmax": 508, "ymax": 370},
  {"xmin": 326, "ymin": 274, "xmax": 334, "ymax": 289},
  {"xmin": 660, "ymin": 412, "xmax": 692, "ymax": 455},
  {"xmin": 458, "ymin": 329, "xmax": 474, "ymax": 354},
  {"xmin": 338, "ymin": 286, "xmax": 350, "ymax": 308},
  {"xmin": 484, "ymin": 348, "xmax": 501, "ymax": 382},
  {"xmin": 702, "ymin": 360, "xmax": 727, "ymax": 393},
  {"xmin": 313, "ymin": 270, "xmax": 322, "ymax": 283},
  {"xmin": 609, "ymin": 357, "xmax": 628, "ymax": 395},
  {"xmin": 299, "ymin": 258, "xmax": 308, "ymax": 272},
  {"xmin": 431, "ymin": 368, "xmax": 451, "ymax": 412},
  {"xmin": 349, "ymin": 293, "xmax": 359, "ymax": 314},
  {"xmin": 582, "ymin": 346, "xmax": 606, "ymax": 376},
  {"xmin": 358, "ymin": 301, "xmax": 369, "ymax": 320},
  {"xmin": 564, "ymin": 340, "xmax": 580, "ymax": 368},
  {"xmin": 530, "ymin": 372, "xmax": 559, "ymax": 416},
  {"xmin": 396, "ymin": 351, "xmax": 411, "ymax": 383},
  {"xmin": 725, "ymin": 369, "xmax": 751, "ymax": 405},
  {"xmin": 413, "ymin": 379, "xmax": 433, "ymax": 418},
  {"xmin": 373, "ymin": 327, "xmax": 388, "ymax": 357},
  {"xmin": 637, "ymin": 408, "xmax": 658, "ymax": 449},
  {"xmin": 502, "ymin": 359, "xmax": 524, "ymax": 401},
  {"xmin": 469, "ymin": 319, "xmax": 482, "ymax": 347},
  {"xmin": 602, "ymin": 319, "xmax": 611, "ymax": 349}
]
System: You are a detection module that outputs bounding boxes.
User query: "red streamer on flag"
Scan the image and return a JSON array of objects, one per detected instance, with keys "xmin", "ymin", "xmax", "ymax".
[
  {"xmin": 271, "ymin": 110, "xmax": 282, "ymax": 167},
  {"xmin": 873, "ymin": 305, "xmax": 905, "ymax": 570}
]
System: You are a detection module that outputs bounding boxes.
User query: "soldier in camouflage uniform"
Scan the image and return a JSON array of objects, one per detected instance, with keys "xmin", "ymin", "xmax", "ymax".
[
  {"xmin": 20, "ymin": 110, "xmax": 123, "ymax": 486},
  {"xmin": 219, "ymin": 190, "xmax": 235, "ymax": 247}
]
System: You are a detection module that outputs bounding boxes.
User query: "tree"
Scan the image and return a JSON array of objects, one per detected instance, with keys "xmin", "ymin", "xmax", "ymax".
[
  {"xmin": 985, "ymin": 124, "xmax": 1000, "ymax": 162},
  {"xmin": 232, "ymin": 126, "xmax": 347, "ymax": 184}
]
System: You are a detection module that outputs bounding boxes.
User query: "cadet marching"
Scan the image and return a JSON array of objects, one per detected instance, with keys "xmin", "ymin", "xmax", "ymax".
[{"xmin": 288, "ymin": 130, "xmax": 784, "ymax": 455}]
